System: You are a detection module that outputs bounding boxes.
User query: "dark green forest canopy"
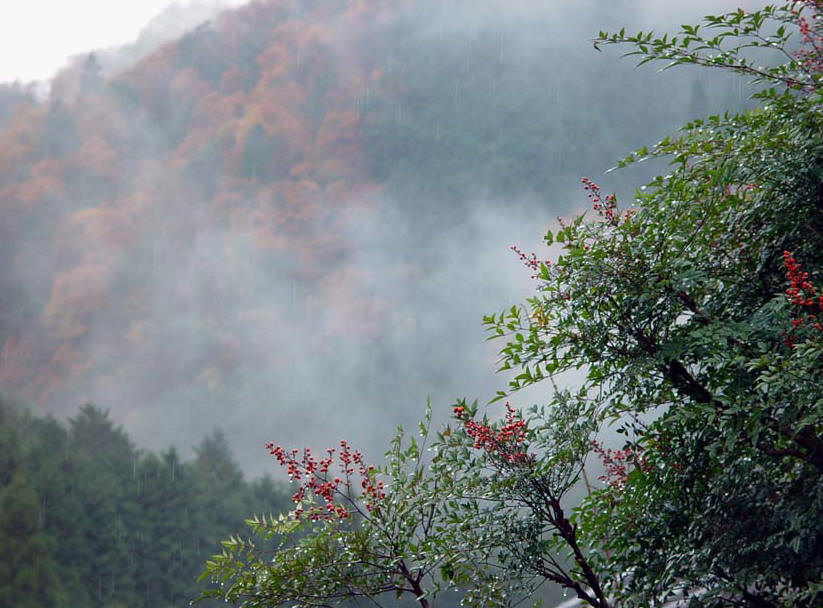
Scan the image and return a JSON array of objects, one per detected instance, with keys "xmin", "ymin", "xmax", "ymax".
[{"xmin": 0, "ymin": 399, "xmax": 291, "ymax": 608}]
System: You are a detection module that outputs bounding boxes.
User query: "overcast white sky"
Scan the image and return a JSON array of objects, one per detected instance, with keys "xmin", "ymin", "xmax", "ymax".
[{"xmin": 0, "ymin": 0, "xmax": 244, "ymax": 84}]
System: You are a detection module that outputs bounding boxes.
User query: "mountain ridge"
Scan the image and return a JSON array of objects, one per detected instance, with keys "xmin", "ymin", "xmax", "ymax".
[{"xmin": 0, "ymin": 0, "xmax": 748, "ymax": 473}]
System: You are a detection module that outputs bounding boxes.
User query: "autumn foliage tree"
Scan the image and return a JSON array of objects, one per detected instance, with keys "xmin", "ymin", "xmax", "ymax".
[{"xmin": 205, "ymin": 3, "xmax": 823, "ymax": 607}]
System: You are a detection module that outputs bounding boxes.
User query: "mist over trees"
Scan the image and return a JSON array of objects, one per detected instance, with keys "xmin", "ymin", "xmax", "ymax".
[
  {"xmin": 0, "ymin": 0, "xmax": 748, "ymax": 475},
  {"xmin": 1, "ymin": 1, "xmax": 811, "ymax": 607}
]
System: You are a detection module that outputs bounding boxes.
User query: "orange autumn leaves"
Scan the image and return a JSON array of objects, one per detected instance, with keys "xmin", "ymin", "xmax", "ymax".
[{"xmin": 0, "ymin": 0, "xmax": 408, "ymax": 408}]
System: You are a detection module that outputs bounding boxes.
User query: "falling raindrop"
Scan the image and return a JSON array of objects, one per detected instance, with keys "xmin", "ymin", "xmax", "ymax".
[
  {"xmin": 38, "ymin": 495, "xmax": 46, "ymax": 531},
  {"xmin": 290, "ymin": 278, "xmax": 297, "ymax": 309},
  {"xmin": 465, "ymin": 41, "xmax": 472, "ymax": 73},
  {"xmin": 0, "ymin": 339, "xmax": 10, "ymax": 380},
  {"xmin": 499, "ymin": 31, "xmax": 505, "ymax": 63}
]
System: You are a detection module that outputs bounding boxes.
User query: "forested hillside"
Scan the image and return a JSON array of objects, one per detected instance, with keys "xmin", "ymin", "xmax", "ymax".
[{"xmin": 0, "ymin": 0, "xmax": 747, "ymax": 472}]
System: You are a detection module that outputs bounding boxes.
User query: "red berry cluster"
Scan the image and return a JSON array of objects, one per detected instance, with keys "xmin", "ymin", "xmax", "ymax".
[
  {"xmin": 792, "ymin": 1, "xmax": 823, "ymax": 78},
  {"xmin": 590, "ymin": 439, "xmax": 651, "ymax": 490},
  {"xmin": 510, "ymin": 244, "xmax": 549, "ymax": 279},
  {"xmin": 581, "ymin": 177, "xmax": 620, "ymax": 226},
  {"xmin": 782, "ymin": 251, "xmax": 823, "ymax": 347},
  {"xmin": 265, "ymin": 440, "xmax": 384, "ymax": 521},
  {"xmin": 454, "ymin": 403, "xmax": 530, "ymax": 465}
]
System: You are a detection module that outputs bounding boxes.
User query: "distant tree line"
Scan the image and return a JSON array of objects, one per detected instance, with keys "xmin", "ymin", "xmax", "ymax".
[{"xmin": 0, "ymin": 399, "xmax": 291, "ymax": 608}]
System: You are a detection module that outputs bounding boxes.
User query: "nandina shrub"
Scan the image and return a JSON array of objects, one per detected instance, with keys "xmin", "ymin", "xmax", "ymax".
[
  {"xmin": 205, "ymin": 4, "xmax": 823, "ymax": 607},
  {"xmin": 201, "ymin": 404, "xmax": 529, "ymax": 608}
]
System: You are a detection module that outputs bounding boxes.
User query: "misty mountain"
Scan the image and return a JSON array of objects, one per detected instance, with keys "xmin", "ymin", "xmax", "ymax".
[{"xmin": 0, "ymin": 0, "xmax": 751, "ymax": 476}]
